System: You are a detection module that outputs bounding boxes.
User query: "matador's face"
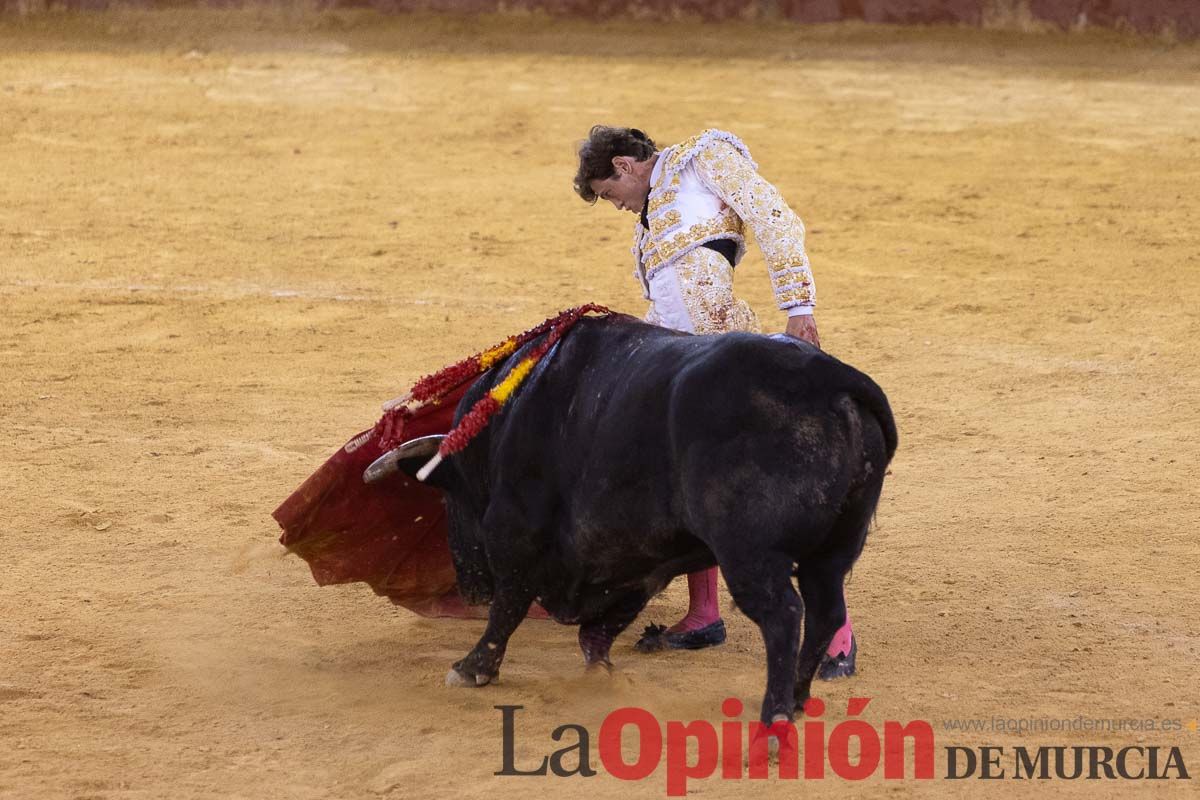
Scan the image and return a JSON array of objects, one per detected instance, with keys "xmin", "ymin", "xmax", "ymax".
[{"xmin": 589, "ymin": 155, "xmax": 654, "ymax": 215}]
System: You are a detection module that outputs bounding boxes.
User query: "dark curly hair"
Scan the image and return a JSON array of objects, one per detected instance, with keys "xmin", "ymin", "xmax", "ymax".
[{"xmin": 573, "ymin": 125, "xmax": 657, "ymax": 203}]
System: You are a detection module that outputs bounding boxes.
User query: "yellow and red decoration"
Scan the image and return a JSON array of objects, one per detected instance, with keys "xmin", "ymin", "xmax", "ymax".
[{"xmin": 377, "ymin": 304, "xmax": 612, "ymax": 480}]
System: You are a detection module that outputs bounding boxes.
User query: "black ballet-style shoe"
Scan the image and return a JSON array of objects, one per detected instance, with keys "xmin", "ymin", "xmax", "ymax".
[
  {"xmin": 634, "ymin": 620, "xmax": 727, "ymax": 653},
  {"xmin": 817, "ymin": 633, "xmax": 858, "ymax": 680}
]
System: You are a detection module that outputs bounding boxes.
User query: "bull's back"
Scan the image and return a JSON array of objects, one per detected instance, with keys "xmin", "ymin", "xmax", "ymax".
[
  {"xmin": 496, "ymin": 317, "xmax": 893, "ymax": 503},
  {"xmin": 668, "ymin": 331, "xmax": 895, "ymax": 460},
  {"xmin": 472, "ymin": 317, "xmax": 893, "ymax": 571}
]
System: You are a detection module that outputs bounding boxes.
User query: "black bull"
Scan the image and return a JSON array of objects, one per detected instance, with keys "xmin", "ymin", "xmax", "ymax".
[{"xmin": 373, "ymin": 314, "xmax": 897, "ymax": 724}]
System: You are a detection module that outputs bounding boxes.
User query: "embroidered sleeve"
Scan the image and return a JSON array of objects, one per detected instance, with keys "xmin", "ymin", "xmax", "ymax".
[{"xmin": 691, "ymin": 139, "xmax": 816, "ymax": 312}]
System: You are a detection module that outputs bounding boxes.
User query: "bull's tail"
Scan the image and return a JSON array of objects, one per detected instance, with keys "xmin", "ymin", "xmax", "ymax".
[
  {"xmin": 805, "ymin": 401, "xmax": 880, "ymax": 578},
  {"xmin": 829, "ymin": 376, "xmax": 895, "ymax": 565},
  {"xmin": 839, "ymin": 371, "xmax": 898, "ymax": 467}
]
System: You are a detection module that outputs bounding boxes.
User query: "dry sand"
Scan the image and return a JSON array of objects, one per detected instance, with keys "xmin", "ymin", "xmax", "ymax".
[{"xmin": 2, "ymin": 10, "xmax": 1199, "ymax": 798}]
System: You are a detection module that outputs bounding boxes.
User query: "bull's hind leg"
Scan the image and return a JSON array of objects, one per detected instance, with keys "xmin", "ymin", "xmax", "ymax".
[
  {"xmin": 578, "ymin": 590, "xmax": 650, "ymax": 669},
  {"xmin": 797, "ymin": 469, "xmax": 884, "ymax": 703},
  {"xmin": 447, "ymin": 582, "xmax": 534, "ymax": 688},
  {"xmin": 719, "ymin": 555, "xmax": 804, "ymax": 724},
  {"xmin": 793, "ymin": 562, "xmax": 850, "ymax": 710}
]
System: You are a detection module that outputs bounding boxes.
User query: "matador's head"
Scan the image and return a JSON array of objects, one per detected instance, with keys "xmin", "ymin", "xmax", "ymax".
[{"xmin": 574, "ymin": 125, "xmax": 659, "ymax": 215}]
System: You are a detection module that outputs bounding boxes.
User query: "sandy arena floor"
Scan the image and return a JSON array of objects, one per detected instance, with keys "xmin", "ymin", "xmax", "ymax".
[{"xmin": 1, "ymin": 10, "xmax": 1199, "ymax": 798}]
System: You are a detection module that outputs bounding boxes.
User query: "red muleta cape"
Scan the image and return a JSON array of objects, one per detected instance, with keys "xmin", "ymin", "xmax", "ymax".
[{"xmin": 271, "ymin": 380, "xmax": 492, "ymax": 618}]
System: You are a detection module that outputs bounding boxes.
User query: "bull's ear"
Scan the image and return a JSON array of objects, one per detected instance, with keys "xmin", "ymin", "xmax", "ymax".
[{"xmin": 363, "ymin": 435, "xmax": 445, "ymax": 484}]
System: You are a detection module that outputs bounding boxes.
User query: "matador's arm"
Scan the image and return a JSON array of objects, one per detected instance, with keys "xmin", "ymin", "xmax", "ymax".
[{"xmin": 691, "ymin": 139, "xmax": 816, "ymax": 317}]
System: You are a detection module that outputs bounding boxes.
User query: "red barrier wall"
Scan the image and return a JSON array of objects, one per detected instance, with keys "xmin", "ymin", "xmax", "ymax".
[
  {"xmin": 362, "ymin": 0, "xmax": 1198, "ymax": 37},
  {"xmin": 3, "ymin": 1, "xmax": 1197, "ymax": 38}
]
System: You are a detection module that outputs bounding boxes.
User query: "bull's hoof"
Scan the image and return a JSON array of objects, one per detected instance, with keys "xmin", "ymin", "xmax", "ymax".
[
  {"xmin": 749, "ymin": 714, "xmax": 795, "ymax": 763},
  {"xmin": 817, "ymin": 633, "xmax": 857, "ymax": 681},
  {"xmin": 633, "ymin": 620, "xmax": 726, "ymax": 653},
  {"xmin": 446, "ymin": 661, "xmax": 495, "ymax": 688},
  {"xmin": 584, "ymin": 658, "xmax": 614, "ymax": 674}
]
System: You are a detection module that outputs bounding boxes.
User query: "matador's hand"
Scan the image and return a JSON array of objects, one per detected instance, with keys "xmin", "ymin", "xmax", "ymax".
[{"xmin": 785, "ymin": 314, "xmax": 821, "ymax": 349}]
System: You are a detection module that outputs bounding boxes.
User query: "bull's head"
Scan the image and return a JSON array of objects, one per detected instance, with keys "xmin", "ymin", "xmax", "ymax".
[{"xmin": 363, "ymin": 435, "xmax": 447, "ymax": 485}]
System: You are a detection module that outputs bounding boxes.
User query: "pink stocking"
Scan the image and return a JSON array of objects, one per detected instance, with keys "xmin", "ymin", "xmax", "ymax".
[
  {"xmin": 668, "ymin": 567, "xmax": 721, "ymax": 632},
  {"xmin": 826, "ymin": 590, "xmax": 854, "ymax": 657}
]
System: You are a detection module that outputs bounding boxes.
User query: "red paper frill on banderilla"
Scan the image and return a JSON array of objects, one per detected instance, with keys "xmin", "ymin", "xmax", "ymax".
[{"xmin": 271, "ymin": 380, "xmax": 491, "ymax": 618}]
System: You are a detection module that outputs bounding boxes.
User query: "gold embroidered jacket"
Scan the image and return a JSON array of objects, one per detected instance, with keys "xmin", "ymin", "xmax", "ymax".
[{"xmin": 632, "ymin": 129, "xmax": 816, "ymax": 334}]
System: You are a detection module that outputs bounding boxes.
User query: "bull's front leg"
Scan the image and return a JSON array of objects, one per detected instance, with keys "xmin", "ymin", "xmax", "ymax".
[{"xmin": 447, "ymin": 583, "xmax": 534, "ymax": 688}]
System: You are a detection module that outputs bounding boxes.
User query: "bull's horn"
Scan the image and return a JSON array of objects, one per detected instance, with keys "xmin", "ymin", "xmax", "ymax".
[{"xmin": 363, "ymin": 435, "xmax": 444, "ymax": 484}]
